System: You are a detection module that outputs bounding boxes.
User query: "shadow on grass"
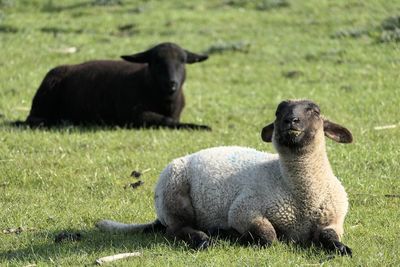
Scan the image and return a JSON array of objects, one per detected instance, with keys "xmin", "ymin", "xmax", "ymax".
[
  {"xmin": 2, "ymin": 120, "xmax": 158, "ymax": 133},
  {"xmin": 0, "ymin": 228, "xmax": 175, "ymax": 263},
  {"xmin": 0, "ymin": 224, "xmax": 341, "ymax": 265},
  {"xmin": 1, "ymin": 229, "xmax": 332, "ymax": 264},
  {"xmin": 2, "ymin": 120, "xmax": 211, "ymax": 133}
]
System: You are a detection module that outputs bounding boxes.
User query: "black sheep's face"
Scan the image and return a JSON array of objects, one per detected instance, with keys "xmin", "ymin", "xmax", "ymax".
[
  {"xmin": 148, "ymin": 47, "xmax": 186, "ymax": 95},
  {"xmin": 121, "ymin": 42, "xmax": 208, "ymax": 96},
  {"xmin": 261, "ymin": 100, "xmax": 353, "ymax": 151}
]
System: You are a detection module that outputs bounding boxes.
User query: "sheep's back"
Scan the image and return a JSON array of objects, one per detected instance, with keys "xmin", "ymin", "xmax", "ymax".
[
  {"xmin": 185, "ymin": 146, "xmax": 280, "ymax": 229},
  {"xmin": 57, "ymin": 60, "xmax": 146, "ymax": 123}
]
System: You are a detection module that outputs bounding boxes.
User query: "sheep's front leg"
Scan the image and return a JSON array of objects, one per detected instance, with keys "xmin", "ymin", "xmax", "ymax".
[
  {"xmin": 159, "ymin": 176, "xmax": 210, "ymax": 250},
  {"xmin": 316, "ymin": 228, "xmax": 352, "ymax": 256},
  {"xmin": 136, "ymin": 111, "xmax": 211, "ymax": 130},
  {"xmin": 238, "ymin": 217, "xmax": 278, "ymax": 246},
  {"xmin": 229, "ymin": 197, "xmax": 277, "ymax": 246}
]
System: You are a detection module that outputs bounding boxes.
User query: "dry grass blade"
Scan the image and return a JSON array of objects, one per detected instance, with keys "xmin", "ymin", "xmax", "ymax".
[{"xmin": 95, "ymin": 252, "xmax": 142, "ymax": 265}]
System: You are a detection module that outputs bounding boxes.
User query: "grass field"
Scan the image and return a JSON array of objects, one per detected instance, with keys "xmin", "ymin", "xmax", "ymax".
[{"xmin": 1, "ymin": 0, "xmax": 400, "ymax": 266}]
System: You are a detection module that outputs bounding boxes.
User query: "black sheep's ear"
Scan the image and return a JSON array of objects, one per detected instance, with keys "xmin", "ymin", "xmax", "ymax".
[
  {"xmin": 261, "ymin": 123, "xmax": 274, "ymax": 142},
  {"xmin": 323, "ymin": 120, "xmax": 353, "ymax": 143},
  {"xmin": 121, "ymin": 51, "xmax": 150, "ymax": 63},
  {"xmin": 185, "ymin": 50, "xmax": 208, "ymax": 64}
]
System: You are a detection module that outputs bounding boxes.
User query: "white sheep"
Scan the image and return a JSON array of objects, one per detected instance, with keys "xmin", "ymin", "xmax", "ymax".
[{"xmin": 97, "ymin": 99, "xmax": 353, "ymax": 256}]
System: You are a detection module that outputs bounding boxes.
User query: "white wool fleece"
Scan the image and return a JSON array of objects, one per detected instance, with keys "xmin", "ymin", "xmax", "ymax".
[{"xmin": 154, "ymin": 145, "xmax": 348, "ymax": 243}]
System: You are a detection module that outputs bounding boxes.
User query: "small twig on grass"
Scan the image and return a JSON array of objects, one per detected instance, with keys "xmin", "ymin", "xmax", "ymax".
[
  {"xmin": 13, "ymin": 106, "xmax": 30, "ymax": 112},
  {"xmin": 374, "ymin": 124, "xmax": 397, "ymax": 130},
  {"xmin": 141, "ymin": 168, "xmax": 151, "ymax": 174},
  {"xmin": 95, "ymin": 252, "xmax": 142, "ymax": 265},
  {"xmin": 3, "ymin": 226, "xmax": 36, "ymax": 234},
  {"xmin": 49, "ymin": 47, "xmax": 78, "ymax": 54}
]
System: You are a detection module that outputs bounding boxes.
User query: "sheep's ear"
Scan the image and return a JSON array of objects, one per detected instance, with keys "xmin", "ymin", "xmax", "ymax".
[
  {"xmin": 323, "ymin": 120, "xmax": 353, "ymax": 143},
  {"xmin": 121, "ymin": 51, "xmax": 150, "ymax": 63},
  {"xmin": 185, "ymin": 50, "xmax": 208, "ymax": 64},
  {"xmin": 261, "ymin": 123, "xmax": 274, "ymax": 142}
]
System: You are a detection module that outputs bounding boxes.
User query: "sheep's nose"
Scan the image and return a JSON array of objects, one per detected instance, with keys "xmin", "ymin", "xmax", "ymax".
[
  {"xmin": 169, "ymin": 81, "xmax": 178, "ymax": 91},
  {"xmin": 284, "ymin": 116, "xmax": 300, "ymax": 125}
]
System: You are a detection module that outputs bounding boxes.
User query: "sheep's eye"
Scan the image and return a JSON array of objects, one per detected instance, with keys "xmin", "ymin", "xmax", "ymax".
[{"xmin": 306, "ymin": 105, "xmax": 320, "ymax": 115}]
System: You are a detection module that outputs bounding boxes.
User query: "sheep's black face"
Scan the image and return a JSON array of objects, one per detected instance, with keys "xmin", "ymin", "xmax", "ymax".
[
  {"xmin": 121, "ymin": 42, "xmax": 208, "ymax": 97},
  {"xmin": 261, "ymin": 100, "xmax": 353, "ymax": 148},
  {"xmin": 273, "ymin": 100, "xmax": 322, "ymax": 148},
  {"xmin": 148, "ymin": 44, "xmax": 187, "ymax": 96}
]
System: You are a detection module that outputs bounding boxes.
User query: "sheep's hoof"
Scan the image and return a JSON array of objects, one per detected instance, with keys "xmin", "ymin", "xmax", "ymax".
[
  {"xmin": 334, "ymin": 241, "xmax": 352, "ymax": 257},
  {"xmin": 190, "ymin": 234, "xmax": 210, "ymax": 250},
  {"xmin": 195, "ymin": 240, "xmax": 210, "ymax": 250}
]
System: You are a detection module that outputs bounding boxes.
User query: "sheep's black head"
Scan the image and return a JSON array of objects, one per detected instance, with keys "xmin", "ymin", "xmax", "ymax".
[
  {"xmin": 121, "ymin": 42, "xmax": 208, "ymax": 96},
  {"xmin": 261, "ymin": 100, "xmax": 352, "ymax": 151}
]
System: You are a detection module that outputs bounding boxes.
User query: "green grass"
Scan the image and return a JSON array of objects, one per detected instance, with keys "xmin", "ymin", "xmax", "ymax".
[{"xmin": 1, "ymin": 0, "xmax": 400, "ymax": 266}]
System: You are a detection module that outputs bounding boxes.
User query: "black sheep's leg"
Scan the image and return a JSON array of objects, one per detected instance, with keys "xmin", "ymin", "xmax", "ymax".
[
  {"xmin": 175, "ymin": 122, "xmax": 211, "ymax": 131},
  {"xmin": 316, "ymin": 228, "xmax": 352, "ymax": 257}
]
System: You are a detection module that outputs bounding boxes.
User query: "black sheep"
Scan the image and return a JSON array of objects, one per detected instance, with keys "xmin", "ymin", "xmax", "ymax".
[{"xmin": 25, "ymin": 42, "xmax": 210, "ymax": 130}]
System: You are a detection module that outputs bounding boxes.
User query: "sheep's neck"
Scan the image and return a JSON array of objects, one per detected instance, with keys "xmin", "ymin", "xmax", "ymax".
[{"xmin": 279, "ymin": 145, "xmax": 334, "ymax": 206}]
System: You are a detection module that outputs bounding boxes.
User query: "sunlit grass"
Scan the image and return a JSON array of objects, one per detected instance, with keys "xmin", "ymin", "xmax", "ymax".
[{"xmin": 1, "ymin": 0, "xmax": 399, "ymax": 266}]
